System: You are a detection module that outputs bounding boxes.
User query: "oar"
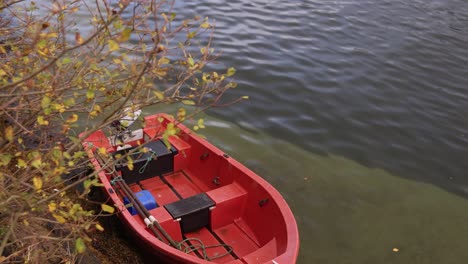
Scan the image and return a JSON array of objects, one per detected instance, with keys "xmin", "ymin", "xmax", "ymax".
[
  {"xmin": 117, "ymin": 174, "xmax": 179, "ymax": 248},
  {"xmin": 95, "ymin": 154, "xmax": 178, "ymax": 248}
]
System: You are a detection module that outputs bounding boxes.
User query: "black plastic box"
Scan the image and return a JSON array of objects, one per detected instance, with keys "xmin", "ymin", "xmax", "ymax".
[
  {"xmin": 113, "ymin": 140, "xmax": 177, "ymax": 184},
  {"xmin": 164, "ymin": 193, "xmax": 215, "ymax": 233}
]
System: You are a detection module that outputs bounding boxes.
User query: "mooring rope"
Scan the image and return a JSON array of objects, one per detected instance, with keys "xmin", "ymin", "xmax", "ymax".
[{"xmin": 177, "ymin": 237, "xmax": 234, "ymax": 261}]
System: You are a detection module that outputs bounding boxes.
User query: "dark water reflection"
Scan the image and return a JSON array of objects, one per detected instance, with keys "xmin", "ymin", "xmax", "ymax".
[{"xmin": 179, "ymin": 0, "xmax": 468, "ymax": 196}]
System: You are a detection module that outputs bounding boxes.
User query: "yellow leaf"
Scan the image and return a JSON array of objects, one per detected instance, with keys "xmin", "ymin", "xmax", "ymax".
[
  {"xmin": 101, "ymin": 204, "xmax": 115, "ymax": 214},
  {"xmin": 108, "ymin": 40, "xmax": 119, "ymax": 51},
  {"xmin": 200, "ymin": 22, "xmax": 210, "ymax": 29},
  {"xmin": 177, "ymin": 108, "xmax": 186, "ymax": 122},
  {"xmin": 37, "ymin": 116, "xmax": 49, "ymax": 126},
  {"xmin": 181, "ymin": 100, "xmax": 195, "ymax": 105},
  {"xmin": 153, "ymin": 91, "xmax": 164, "ymax": 100},
  {"xmin": 48, "ymin": 202, "xmax": 57, "ymax": 212},
  {"xmin": 47, "ymin": 32, "xmax": 58, "ymax": 38},
  {"xmin": 119, "ymin": 28, "xmax": 132, "ymax": 42},
  {"xmin": 33, "ymin": 176, "xmax": 43, "ymax": 191},
  {"xmin": 197, "ymin": 118, "xmax": 205, "ymax": 129},
  {"xmin": 17, "ymin": 159, "xmax": 27, "ymax": 168},
  {"xmin": 158, "ymin": 57, "xmax": 170, "ymax": 65},
  {"xmin": 93, "ymin": 105, "xmax": 102, "ymax": 113},
  {"xmin": 95, "ymin": 223, "xmax": 104, "ymax": 231},
  {"xmin": 53, "ymin": 103, "xmax": 66, "ymax": 113},
  {"xmin": 98, "ymin": 147, "xmax": 107, "ymax": 155},
  {"xmin": 226, "ymin": 67, "xmax": 236, "ymax": 77},
  {"xmin": 5, "ymin": 126, "xmax": 13, "ymax": 142},
  {"xmin": 127, "ymin": 158, "xmax": 134, "ymax": 171},
  {"xmin": 31, "ymin": 157, "xmax": 42, "ymax": 169},
  {"xmin": 66, "ymin": 114, "xmax": 78, "ymax": 123}
]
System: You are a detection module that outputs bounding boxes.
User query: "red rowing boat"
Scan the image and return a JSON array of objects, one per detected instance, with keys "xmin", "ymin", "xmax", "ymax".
[{"xmin": 82, "ymin": 113, "xmax": 299, "ymax": 263}]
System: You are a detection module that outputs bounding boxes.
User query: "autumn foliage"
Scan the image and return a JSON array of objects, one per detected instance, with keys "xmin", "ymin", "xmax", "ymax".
[{"xmin": 0, "ymin": 0, "xmax": 237, "ymax": 262}]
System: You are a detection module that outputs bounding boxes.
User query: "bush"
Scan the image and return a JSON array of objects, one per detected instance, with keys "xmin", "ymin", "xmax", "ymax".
[{"xmin": 0, "ymin": 0, "xmax": 237, "ymax": 262}]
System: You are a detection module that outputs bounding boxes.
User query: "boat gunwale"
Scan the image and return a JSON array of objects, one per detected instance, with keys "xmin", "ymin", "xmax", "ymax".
[{"xmin": 81, "ymin": 113, "xmax": 299, "ymax": 263}]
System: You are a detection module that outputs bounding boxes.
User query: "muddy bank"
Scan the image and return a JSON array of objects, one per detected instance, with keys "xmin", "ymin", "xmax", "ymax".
[{"xmin": 79, "ymin": 188, "xmax": 151, "ymax": 264}]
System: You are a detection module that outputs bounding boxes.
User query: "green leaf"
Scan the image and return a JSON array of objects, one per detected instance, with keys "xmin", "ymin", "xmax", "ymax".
[
  {"xmin": 75, "ymin": 238, "xmax": 86, "ymax": 254},
  {"xmin": 187, "ymin": 57, "xmax": 194, "ymax": 67},
  {"xmin": 226, "ymin": 67, "xmax": 236, "ymax": 77},
  {"xmin": 101, "ymin": 204, "xmax": 115, "ymax": 214},
  {"xmin": 0, "ymin": 154, "xmax": 12, "ymax": 166},
  {"xmin": 62, "ymin": 57, "xmax": 72, "ymax": 64},
  {"xmin": 86, "ymin": 89, "xmax": 95, "ymax": 100},
  {"xmin": 36, "ymin": 39, "xmax": 47, "ymax": 49},
  {"xmin": 83, "ymin": 179, "xmax": 92, "ymax": 190}
]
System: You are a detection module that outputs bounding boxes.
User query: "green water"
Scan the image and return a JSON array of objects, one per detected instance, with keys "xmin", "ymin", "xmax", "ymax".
[{"xmin": 191, "ymin": 116, "xmax": 468, "ymax": 264}]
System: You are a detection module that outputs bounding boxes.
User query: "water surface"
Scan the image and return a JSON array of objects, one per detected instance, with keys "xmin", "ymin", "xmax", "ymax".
[{"xmin": 30, "ymin": 0, "xmax": 468, "ymax": 263}]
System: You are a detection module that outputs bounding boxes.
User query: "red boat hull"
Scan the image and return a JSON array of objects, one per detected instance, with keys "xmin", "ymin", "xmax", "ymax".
[{"xmin": 82, "ymin": 113, "xmax": 299, "ymax": 263}]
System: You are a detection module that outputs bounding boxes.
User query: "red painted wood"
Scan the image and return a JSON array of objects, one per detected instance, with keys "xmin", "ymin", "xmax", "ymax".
[
  {"xmin": 206, "ymin": 183, "xmax": 247, "ymax": 230},
  {"xmin": 213, "ymin": 223, "xmax": 258, "ymax": 259},
  {"xmin": 140, "ymin": 177, "xmax": 179, "ymax": 206},
  {"xmin": 183, "ymin": 227, "xmax": 235, "ymax": 263},
  {"xmin": 241, "ymin": 238, "xmax": 277, "ymax": 263},
  {"xmin": 165, "ymin": 171, "xmax": 202, "ymax": 198},
  {"xmin": 129, "ymin": 183, "xmax": 142, "ymax": 193},
  {"xmin": 82, "ymin": 130, "xmax": 114, "ymax": 152},
  {"xmin": 168, "ymin": 135, "xmax": 192, "ymax": 172}
]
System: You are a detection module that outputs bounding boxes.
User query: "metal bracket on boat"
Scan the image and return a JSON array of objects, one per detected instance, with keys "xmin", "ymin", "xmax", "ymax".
[
  {"xmin": 259, "ymin": 198, "xmax": 269, "ymax": 207},
  {"xmin": 212, "ymin": 176, "xmax": 220, "ymax": 186},
  {"xmin": 200, "ymin": 152, "xmax": 210, "ymax": 160}
]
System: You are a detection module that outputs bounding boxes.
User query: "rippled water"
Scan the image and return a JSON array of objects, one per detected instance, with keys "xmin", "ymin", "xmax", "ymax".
[
  {"xmin": 179, "ymin": 0, "xmax": 468, "ymax": 195},
  {"xmin": 31, "ymin": 0, "xmax": 468, "ymax": 263},
  {"xmin": 178, "ymin": 1, "xmax": 468, "ymax": 263}
]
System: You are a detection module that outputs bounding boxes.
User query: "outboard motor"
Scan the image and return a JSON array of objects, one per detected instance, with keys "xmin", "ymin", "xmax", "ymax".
[{"xmin": 110, "ymin": 108, "xmax": 142, "ymax": 144}]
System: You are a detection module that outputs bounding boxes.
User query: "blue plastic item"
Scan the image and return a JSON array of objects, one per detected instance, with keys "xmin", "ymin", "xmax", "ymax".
[{"xmin": 124, "ymin": 190, "xmax": 158, "ymax": 215}]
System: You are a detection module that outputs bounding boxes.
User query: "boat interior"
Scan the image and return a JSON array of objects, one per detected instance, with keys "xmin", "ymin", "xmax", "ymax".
[{"xmin": 84, "ymin": 114, "xmax": 289, "ymax": 263}]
